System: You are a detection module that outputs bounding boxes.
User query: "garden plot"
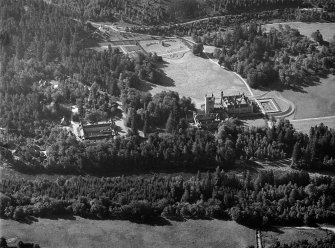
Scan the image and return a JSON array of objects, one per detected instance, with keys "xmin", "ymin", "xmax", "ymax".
[{"xmin": 140, "ymin": 38, "xmax": 190, "ymax": 56}]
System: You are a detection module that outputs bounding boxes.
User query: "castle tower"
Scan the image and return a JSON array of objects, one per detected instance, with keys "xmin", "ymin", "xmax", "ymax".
[{"xmin": 205, "ymin": 94, "xmax": 215, "ymax": 115}]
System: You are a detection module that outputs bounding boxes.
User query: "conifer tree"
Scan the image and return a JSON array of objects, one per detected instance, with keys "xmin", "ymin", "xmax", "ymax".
[
  {"xmin": 166, "ymin": 112, "xmax": 177, "ymax": 133},
  {"xmin": 291, "ymin": 142, "xmax": 301, "ymax": 166}
]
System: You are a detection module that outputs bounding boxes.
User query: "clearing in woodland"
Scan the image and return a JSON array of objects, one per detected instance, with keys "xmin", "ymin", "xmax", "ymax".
[
  {"xmin": 262, "ymin": 226, "xmax": 330, "ymax": 248},
  {"xmin": 1, "ymin": 218, "xmax": 256, "ymax": 248},
  {"xmin": 280, "ymin": 75, "xmax": 335, "ymax": 119},
  {"xmin": 139, "ymin": 38, "xmax": 190, "ymax": 56},
  {"xmin": 253, "ymin": 75, "xmax": 335, "ymax": 120},
  {"xmin": 147, "ymin": 51, "xmax": 252, "ymax": 107},
  {"xmin": 264, "ymin": 22, "xmax": 335, "ymax": 42}
]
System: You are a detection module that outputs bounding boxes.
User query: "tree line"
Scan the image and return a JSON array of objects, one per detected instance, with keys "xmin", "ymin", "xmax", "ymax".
[
  {"xmin": 1, "ymin": 169, "xmax": 335, "ymax": 228},
  {"xmin": 49, "ymin": 0, "xmax": 327, "ymax": 24},
  {"xmin": 4, "ymin": 117, "xmax": 334, "ymax": 175},
  {"xmin": 269, "ymin": 235, "xmax": 335, "ymax": 248},
  {"xmin": 292, "ymin": 123, "xmax": 335, "ymax": 170}
]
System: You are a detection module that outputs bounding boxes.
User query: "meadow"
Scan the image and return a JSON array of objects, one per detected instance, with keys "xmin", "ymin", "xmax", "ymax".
[
  {"xmin": 1, "ymin": 218, "xmax": 256, "ymax": 248},
  {"xmin": 148, "ymin": 52, "xmax": 252, "ymax": 107},
  {"xmin": 253, "ymin": 74, "xmax": 335, "ymax": 123},
  {"xmin": 264, "ymin": 22, "xmax": 335, "ymax": 42},
  {"xmin": 262, "ymin": 226, "xmax": 330, "ymax": 248},
  {"xmin": 139, "ymin": 38, "xmax": 190, "ymax": 56},
  {"xmin": 291, "ymin": 116, "xmax": 335, "ymax": 134},
  {"xmin": 281, "ymin": 75, "xmax": 335, "ymax": 119}
]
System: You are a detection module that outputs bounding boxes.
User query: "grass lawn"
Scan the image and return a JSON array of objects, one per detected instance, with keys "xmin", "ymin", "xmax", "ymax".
[
  {"xmin": 1, "ymin": 218, "xmax": 256, "ymax": 248},
  {"xmin": 262, "ymin": 226, "xmax": 330, "ymax": 248},
  {"xmin": 147, "ymin": 51, "xmax": 251, "ymax": 108},
  {"xmin": 281, "ymin": 75, "xmax": 335, "ymax": 119},
  {"xmin": 140, "ymin": 38, "xmax": 189, "ymax": 56},
  {"xmin": 291, "ymin": 116, "xmax": 335, "ymax": 134},
  {"xmin": 253, "ymin": 75, "xmax": 335, "ymax": 120},
  {"xmin": 264, "ymin": 22, "xmax": 335, "ymax": 42}
]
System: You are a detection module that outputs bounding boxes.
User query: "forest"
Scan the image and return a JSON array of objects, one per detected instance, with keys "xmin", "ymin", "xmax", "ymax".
[
  {"xmin": 50, "ymin": 0, "xmax": 333, "ymax": 24},
  {"xmin": 1, "ymin": 118, "xmax": 334, "ymax": 175},
  {"xmin": 269, "ymin": 235, "xmax": 335, "ymax": 248},
  {"xmin": 1, "ymin": 169, "xmax": 335, "ymax": 228},
  {"xmin": 0, "ymin": 0, "xmax": 169, "ymax": 138}
]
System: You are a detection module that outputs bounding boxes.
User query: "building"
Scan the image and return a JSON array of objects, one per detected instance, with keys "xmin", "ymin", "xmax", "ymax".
[
  {"xmin": 202, "ymin": 92, "xmax": 255, "ymax": 116},
  {"xmin": 191, "ymin": 112, "xmax": 221, "ymax": 130},
  {"xmin": 81, "ymin": 121, "xmax": 117, "ymax": 140}
]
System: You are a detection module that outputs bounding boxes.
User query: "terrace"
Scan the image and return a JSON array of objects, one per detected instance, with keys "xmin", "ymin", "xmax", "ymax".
[{"xmin": 258, "ymin": 98, "xmax": 280, "ymax": 114}]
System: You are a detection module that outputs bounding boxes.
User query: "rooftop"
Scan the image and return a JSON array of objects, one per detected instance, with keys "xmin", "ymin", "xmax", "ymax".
[{"xmin": 82, "ymin": 122, "xmax": 114, "ymax": 139}]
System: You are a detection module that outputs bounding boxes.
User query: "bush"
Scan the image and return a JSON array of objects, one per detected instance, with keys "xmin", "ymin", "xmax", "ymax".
[{"xmin": 13, "ymin": 207, "xmax": 26, "ymax": 221}]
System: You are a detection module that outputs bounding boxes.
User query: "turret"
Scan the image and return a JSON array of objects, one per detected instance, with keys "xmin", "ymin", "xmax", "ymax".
[{"xmin": 205, "ymin": 94, "xmax": 215, "ymax": 115}]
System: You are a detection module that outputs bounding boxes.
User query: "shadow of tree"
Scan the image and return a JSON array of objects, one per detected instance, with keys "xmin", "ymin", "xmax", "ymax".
[
  {"xmin": 261, "ymin": 226, "xmax": 285, "ymax": 233},
  {"xmin": 112, "ymin": 108, "xmax": 123, "ymax": 119},
  {"xmin": 156, "ymin": 61, "xmax": 175, "ymax": 87},
  {"xmin": 137, "ymin": 80, "xmax": 156, "ymax": 92},
  {"xmin": 114, "ymin": 125, "xmax": 126, "ymax": 134},
  {"xmin": 256, "ymin": 73, "xmax": 322, "ymax": 94},
  {"xmin": 129, "ymin": 216, "xmax": 172, "ymax": 226},
  {"xmin": 17, "ymin": 215, "xmax": 39, "ymax": 225},
  {"xmin": 44, "ymin": 214, "xmax": 76, "ymax": 221}
]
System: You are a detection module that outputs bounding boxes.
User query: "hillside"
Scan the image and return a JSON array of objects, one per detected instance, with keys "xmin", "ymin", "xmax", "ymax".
[{"xmin": 50, "ymin": 0, "xmax": 310, "ymax": 24}]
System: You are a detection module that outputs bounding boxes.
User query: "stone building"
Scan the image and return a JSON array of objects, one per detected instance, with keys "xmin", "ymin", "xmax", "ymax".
[{"xmin": 203, "ymin": 92, "xmax": 255, "ymax": 116}]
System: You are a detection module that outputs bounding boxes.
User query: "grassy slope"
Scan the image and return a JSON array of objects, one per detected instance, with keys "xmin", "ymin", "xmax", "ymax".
[
  {"xmin": 253, "ymin": 70, "xmax": 335, "ymax": 122},
  {"xmin": 139, "ymin": 39, "xmax": 189, "ymax": 56},
  {"xmin": 281, "ymin": 75, "xmax": 335, "ymax": 119},
  {"xmin": 262, "ymin": 226, "xmax": 330, "ymax": 248},
  {"xmin": 291, "ymin": 116, "xmax": 335, "ymax": 134},
  {"xmin": 264, "ymin": 22, "xmax": 335, "ymax": 42},
  {"xmin": 147, "ymin": 52, "xmax": 251, "ymax": 108},
  {"xmin": 1, "ymin": 218, "xmax": 256, "ymax": 248}
]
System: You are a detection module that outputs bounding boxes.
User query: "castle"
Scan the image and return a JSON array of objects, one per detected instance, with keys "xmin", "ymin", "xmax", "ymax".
[{"xmin": 202, "ymin": 92, "xmax": 255, "ymax": 116}]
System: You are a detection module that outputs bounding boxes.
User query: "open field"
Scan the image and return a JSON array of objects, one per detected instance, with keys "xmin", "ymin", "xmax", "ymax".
[
  {"xmin": 252, "ymin": 74, "xmax": 335, "ymax": 122},
  {"xmin": 291, "ymin": 116, "xmax": 335, "ymax": 134},
  {"xmin": 262, "ymin": 226, "xmax": 330, "ymax": 248},
  {"xmin": 0, "ymin": 218, "xmax": 256, "ymax": 248},
  {"xmin": 264, "ymin": 22, "xmax": 335, "ymax": 42},
  {"xmin": 147, "ymin": 52, "xmax": 252, "ymax": 107},
  {"xmin": 281, "ymin": 75, "xmax": 335, "ymax": 119},
  {"xmin": 140, "ymin": 38, "xmax": 190, "ymax": 56},
  {"xmin": 0, "ymin": 165, "xmax": 68, "ymax": 182}
]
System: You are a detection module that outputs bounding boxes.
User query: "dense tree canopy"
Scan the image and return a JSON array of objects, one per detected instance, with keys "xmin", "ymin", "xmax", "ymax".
[
  {"xmin": 1, "ymin": 169, "xmax": 335, "ymax": 228},
  {"xmin": 49, "ymin": 0, "xmax": 331, "ymax": 24}
]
